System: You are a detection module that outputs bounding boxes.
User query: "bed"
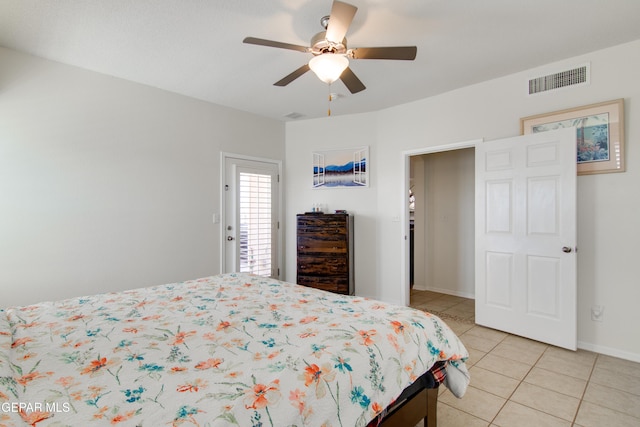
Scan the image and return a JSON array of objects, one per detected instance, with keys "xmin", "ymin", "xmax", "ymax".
[{"xmin": 1, "ymin": 273, "xmax": 468, "ymax": 426}]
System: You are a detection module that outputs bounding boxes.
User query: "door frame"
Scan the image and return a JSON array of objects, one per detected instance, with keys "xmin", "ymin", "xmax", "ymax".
[
  {"xmin": 220, "ymin": 152, "xmax": 283, "ymax": 277},
  {"xmin": 400, "ymin": 139, "xmax": 482, "ymax": 306}
]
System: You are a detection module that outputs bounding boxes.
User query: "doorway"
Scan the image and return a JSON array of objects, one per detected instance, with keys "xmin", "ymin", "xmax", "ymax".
[
  {"xmin": 403, "ymin": 140, "xmax": 479, "ymax": 308},
  {"xmin": 410, "ymin": 148, "xmax": 476, "ymax": 301}
]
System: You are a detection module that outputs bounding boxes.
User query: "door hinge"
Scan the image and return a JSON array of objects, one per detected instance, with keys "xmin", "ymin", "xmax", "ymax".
[
  {"xmin": 277, "ymin": 174, "xmax": 280, "ymax": 183},
  {"xmin": 225, "ymin": 184, "xmax": 229, "ymax": 191}
]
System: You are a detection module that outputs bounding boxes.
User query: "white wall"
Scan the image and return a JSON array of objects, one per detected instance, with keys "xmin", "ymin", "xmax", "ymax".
[
  {"xmin": 0, "ymin": 47, "xmax": 285, "ymax": 307},
  {"xmin": 285, "ymin": 40, "xmax": 640, "ymax": 361},
  {"xmin": 285, "ymin": 113, "xmax": 381, "ymax": 295}
]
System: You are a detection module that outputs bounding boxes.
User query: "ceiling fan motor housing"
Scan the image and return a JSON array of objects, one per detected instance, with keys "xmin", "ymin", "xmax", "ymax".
[{"xmin": 311, "ymin": 31, "xmax": 347, "ymax": 55}]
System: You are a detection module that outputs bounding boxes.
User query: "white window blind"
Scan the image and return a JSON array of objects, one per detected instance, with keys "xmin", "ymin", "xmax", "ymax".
[{"xmin": 239, "ymin": 172, "xmax": 272, "ymax": 276}]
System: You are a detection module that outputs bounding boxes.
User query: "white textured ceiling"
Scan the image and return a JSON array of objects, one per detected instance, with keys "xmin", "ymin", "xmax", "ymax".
[{"xmin": 1, "ymin": 0, "xmax": 640, "ymax": 121}]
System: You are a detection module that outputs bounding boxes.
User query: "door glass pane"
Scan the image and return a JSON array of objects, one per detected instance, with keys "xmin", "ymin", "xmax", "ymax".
[{"xmin": 239, "ymin": 172, "xmax": 272, "ymax": 276}]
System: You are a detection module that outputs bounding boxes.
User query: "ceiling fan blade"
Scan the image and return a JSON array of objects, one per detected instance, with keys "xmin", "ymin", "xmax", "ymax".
[
  {"xmin": 325, "ymin": 1, "xmax": 358, "ymax": 44},
  {"xmin": 340, "ymin": 67, "xmax": 366, "ymax": 94},
  {"xmin": 243, "ymin": 37, "xmax": 310, "ymax": 53},
  {"xmin": 350, "ymin": 46, "xmax": 417, "ymax": 60},
  {"xmin": 274, "ymin": 64, "xmax": 311, "ymax": 86}
]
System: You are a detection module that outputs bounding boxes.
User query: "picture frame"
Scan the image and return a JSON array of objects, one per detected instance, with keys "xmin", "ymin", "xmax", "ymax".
[
  {"xmin": 520, "ymin": 99, "xmax": 625, "ymax": 175},
  {"xmin": 312, "ymin": 146, "xmax": 369, "ymax": 188}
]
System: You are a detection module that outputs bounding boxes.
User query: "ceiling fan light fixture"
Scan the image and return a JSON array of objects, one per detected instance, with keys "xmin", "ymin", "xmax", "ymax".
[{"xmin": 309, "ymin": 54, "xmax": 349, "ymax": 84}]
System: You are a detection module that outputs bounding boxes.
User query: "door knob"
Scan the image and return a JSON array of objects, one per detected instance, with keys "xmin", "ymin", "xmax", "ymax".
[
  {"xmin": 562, "ymin": 246, "xmax": 572, "ymax": 253},
  {"xmin": 227, "ymin": 236, "xmax": 234, "ymax": 241}
]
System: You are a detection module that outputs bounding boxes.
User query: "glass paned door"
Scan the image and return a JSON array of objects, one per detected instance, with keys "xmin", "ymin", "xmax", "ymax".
[{"xmin": 223, "ymin": 155, "xmax": 280, "ymax": 278}]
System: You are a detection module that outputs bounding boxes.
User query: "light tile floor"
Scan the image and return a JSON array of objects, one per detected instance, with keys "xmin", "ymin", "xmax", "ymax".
[{"xmin": 409, "ymin": 289, "xmax": 640, "ymax": 427}]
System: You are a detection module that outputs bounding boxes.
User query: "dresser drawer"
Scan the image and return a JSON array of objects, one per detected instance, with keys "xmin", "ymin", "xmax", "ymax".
[
  {"xmin": 297, "ymin": 215, "xmax": 347, "ymax": 229},
  {"xmin": 297, "ymin": 275, "xmax": 349, "ymax": 294},
  {"xmin": 297, "ymin": 236, "xmax": 347, "ymax": 254},
  {"xmin": 297, "ymin": 225, "xmax": 347, "ymax": 235},
  {"xmin": 297, "ymin": 256, "xmax": 347, "ymax": 275}
]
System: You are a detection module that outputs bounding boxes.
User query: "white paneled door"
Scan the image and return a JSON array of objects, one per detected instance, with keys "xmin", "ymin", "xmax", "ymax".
[
  {"xmin": 223, "ymin": 155, "xmax": 281, "ymax": 278},
  {"xmin": 475, "ymin": 128, "xmax": 577, "ymax": 350}
]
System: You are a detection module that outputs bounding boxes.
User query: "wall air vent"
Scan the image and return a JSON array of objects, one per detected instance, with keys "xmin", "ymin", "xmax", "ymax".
[
  {"xmin": 284, "ymin": 112, "xmax": 306, "ymax": 119},
  {"xmin": 528, "ymin": 64, "xmax": 590, "ymax": 95}
]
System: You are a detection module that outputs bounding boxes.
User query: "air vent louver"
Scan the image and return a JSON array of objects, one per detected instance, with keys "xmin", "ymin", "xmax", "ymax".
[
  {"xmin": 528, "ymin": 64, "xmax": 589, "ymax": 95},
  {"xmin": 284, "ymin": 112, "xmax": 305, "ymax": 119}
]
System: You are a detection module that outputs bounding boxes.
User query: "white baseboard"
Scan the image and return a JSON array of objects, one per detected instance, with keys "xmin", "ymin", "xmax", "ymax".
[
  {"xmin": 419, "ymin": 285, "xmax": 475, "ymax": 300},
  {"xmin": 578, "ymin": 340, "xmax": 640, "ymax": 363}
]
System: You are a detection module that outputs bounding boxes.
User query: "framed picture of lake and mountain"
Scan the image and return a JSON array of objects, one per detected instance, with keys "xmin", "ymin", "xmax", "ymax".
[
  {"xmin": 521, "ymin": 99, "xmax": 625, "ymax": 175},
  {"xmin": 312, "ymin": 146, "xmax": 369, "ymax": 188}
]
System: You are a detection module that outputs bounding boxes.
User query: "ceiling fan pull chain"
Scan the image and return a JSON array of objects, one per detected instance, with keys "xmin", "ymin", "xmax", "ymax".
[{"xmin": 327, "ymin": 83, "xmax": 332, "ymax": 116}]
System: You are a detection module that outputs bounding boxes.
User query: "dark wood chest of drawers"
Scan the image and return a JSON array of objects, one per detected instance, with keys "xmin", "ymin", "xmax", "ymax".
[{"xmin": 296, "ymin": 213, "xmax": 354, "ymax": 295}]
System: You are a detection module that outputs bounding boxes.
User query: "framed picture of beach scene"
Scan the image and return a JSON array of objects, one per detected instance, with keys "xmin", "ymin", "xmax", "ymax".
[
  {"xmin": 312, "ymin": 146, "xmax": 368, "ymax": 188},
  {"xmin": 520, "ymin": 99, "xmax": 625, "ymax": 175}
]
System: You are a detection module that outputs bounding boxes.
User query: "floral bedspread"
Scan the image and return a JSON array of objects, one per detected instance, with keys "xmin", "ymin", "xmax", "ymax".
[{"xmin": 0, "ymin": 273, "xmax": 468, "ymax": 426}]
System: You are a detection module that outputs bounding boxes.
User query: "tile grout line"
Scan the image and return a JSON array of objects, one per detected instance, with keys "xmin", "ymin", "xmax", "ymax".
[
  {"xmin": 570, "ymin": 352, "xmax": 598, "ymax": 426},
  {"xmin": 573, "ymin": 353, "xmax": 640, "ymax": 424},
  {"xmin": 443, "ymin": 301, "xmax": 579, "ymax": 425},
  {"xmin": 411, "ymin": 291, "xmax": 640, "ymax": 426},
  {"xmin": 486, "ymin": 334, "xmax": 548, "ymax": 426},
  {"xmin": 486, "ymin": 331, "xmax": 513, "ymax": 426}
]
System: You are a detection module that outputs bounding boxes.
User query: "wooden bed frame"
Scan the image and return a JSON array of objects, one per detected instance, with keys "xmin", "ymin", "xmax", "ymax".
[{"xmin": 380, "ymin": 386, "xmax": 438, "ymax": 427}]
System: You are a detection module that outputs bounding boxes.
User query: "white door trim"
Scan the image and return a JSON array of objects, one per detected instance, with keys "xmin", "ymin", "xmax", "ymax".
[
  {"xmin": 400, "ymin": 139, "xmax": 482, "ymax": 306},
  {"xmin": 220, "ymin": 152, "xmax": 283, "ymax": 277}
]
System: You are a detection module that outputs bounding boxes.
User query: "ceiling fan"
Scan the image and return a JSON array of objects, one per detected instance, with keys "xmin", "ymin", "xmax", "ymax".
[{"xmin": 243, "ymin": 0, "xmax": 417, "ymax": 94}]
